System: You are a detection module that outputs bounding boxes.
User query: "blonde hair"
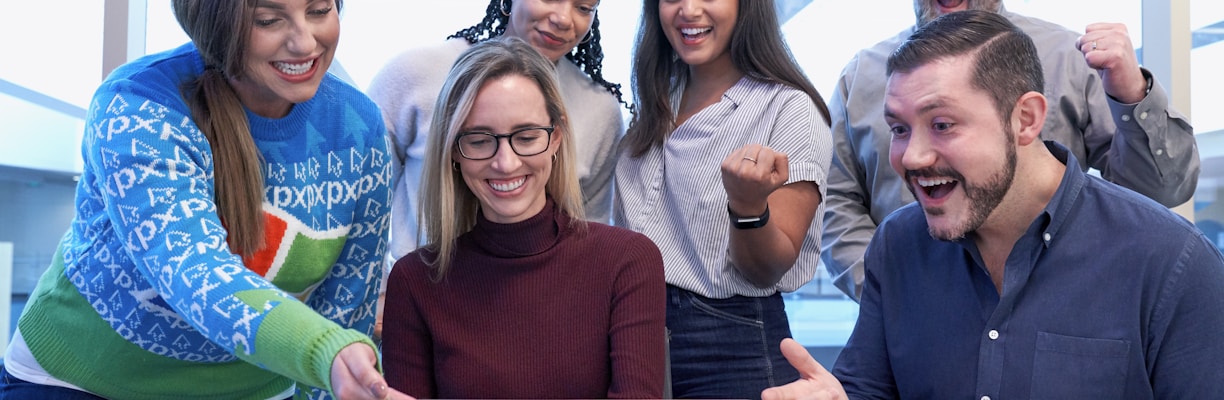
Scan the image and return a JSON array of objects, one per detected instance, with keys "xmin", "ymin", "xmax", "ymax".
[{"xmin": 418, "ymin": 37, "xmax": 586, "ymax": 278}]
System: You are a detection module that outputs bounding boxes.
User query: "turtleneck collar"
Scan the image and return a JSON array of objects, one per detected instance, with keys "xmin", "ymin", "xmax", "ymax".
[{"xmin": 469, "ymin": 198, "xmax": 565, "ymax": 258}]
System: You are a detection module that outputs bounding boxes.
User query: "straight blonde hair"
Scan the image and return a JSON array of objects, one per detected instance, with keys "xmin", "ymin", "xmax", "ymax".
[{"xmin": 418, "ymin": 37, "xmax": 586, "ymax": 278}]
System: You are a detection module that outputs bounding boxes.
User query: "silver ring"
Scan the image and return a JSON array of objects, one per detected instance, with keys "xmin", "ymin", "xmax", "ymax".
[
  {"xmin": 1091, "ymin": 41, "xmax": 1098, "ymax": 51},
  {"xmin": 743, "ymin": 156, "xmax": 757, "ymax": 164}
]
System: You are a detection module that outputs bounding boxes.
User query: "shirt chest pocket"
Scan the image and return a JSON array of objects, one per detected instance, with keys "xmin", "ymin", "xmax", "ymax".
[{"xmin": 1030, "ymin": 331, "xmax": 1131, "ymax": 400}]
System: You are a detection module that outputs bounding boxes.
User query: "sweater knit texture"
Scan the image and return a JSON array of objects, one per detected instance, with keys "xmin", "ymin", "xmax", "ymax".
[
  {"xmin": 12, "ymin": 43, "xmax": 391, "ymax": 399},
  {"xmin": 382, "ymin": 200, "xmax": 666, "ymax": 398}
]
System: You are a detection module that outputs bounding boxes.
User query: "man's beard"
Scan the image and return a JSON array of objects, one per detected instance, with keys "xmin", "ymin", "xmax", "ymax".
[
  {"xmin": 905, "ymin": 126, "xmax": 1017, "ymax": 241},
  {"xmin": 914, "ymin": 0, "xmax": 1004, "ymax": 27}
]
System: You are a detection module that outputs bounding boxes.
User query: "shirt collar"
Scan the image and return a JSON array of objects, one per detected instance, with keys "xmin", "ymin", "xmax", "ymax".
[
  {"xmin": 1033, "ymin": 140, "xmax": 1088, "ymax": 246},
  {"xmin": 669, "ymin": 75, "xmax": 755, "ymax": 115}
]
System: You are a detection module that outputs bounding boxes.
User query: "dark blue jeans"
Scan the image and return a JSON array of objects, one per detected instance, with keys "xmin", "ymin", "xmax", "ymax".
[
  {"xmin": 0, "ymin": 365, "xmax": 104, "ymax": 400},
  {"xmin": 666, "ymin": 285, "xmax": 800, "ymax": 400}
]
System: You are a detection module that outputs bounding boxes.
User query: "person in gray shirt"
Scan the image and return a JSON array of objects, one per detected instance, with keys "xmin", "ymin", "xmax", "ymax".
[{"xmin": 821, "ymin": 0, "xmax": 1199, "ymax": 300}]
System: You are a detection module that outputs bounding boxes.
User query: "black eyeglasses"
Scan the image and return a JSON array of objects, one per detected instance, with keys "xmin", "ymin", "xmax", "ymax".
[{"xmin": 455, "ymin": 126, "xmax": 555, "ymax": 160}]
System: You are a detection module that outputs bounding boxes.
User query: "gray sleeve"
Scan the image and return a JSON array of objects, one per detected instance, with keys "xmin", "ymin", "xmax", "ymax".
[
  {"xmin": 1090, "ymin": 70, "xmax": 1199, "ymax": 207},
  {"xmin": 820, "ymin": 64, "xmax": 873, "ymax": 301},
  {"xmin": 561, "ymin": 61, "xmax": 625, "ymax": 225},
  {"xmin": 581, "ymin": 103, "xmax": 623, "ymax": 225}
]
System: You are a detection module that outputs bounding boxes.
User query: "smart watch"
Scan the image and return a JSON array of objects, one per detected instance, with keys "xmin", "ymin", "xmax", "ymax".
[{"xmin": 728, "ymin": 204, "xmax": 770, "ymax": 230}]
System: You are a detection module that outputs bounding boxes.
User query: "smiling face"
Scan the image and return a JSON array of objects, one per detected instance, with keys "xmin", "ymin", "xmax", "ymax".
[
  {"xmin": 885, "ymin": 55, "xmax": 1016, "ymax": 241},
  {"xmin": 454, "ymin": 74, "xmax": 561, "ymax": 224},
  {"xmin": 659, "ymin": 0, "xmax": 738, "ymax": 70},
  {"xmin": 504, "ymin": 0, "xmax": 598, "ymax": 63},
  {"xmin": 228, "ymin": 0, "xmax": 339, "ymax": 118}
]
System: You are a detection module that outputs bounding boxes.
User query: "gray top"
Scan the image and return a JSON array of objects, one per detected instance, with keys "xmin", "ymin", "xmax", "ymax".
[{"xmin": 821, "ymin": 10, "xmax": 1199, "ymax": 300}]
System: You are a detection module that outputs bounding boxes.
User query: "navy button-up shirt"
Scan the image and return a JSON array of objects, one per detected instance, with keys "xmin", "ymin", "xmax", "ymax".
[{"xmin": 832, "ymin": 142, "xmax": 1224, "ymax": 399}]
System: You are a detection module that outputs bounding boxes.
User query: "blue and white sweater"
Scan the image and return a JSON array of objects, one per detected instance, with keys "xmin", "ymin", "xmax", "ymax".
[{"xmin": 13, "ymin": 43, "xmax": 391, "ymax": 399}]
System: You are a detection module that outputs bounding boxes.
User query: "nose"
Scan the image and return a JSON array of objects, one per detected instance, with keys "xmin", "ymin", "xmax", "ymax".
[
  {"xmin": 548, "ymin": 3, "xmax": 574, "ymax": 30},
  {"xmin": 678, "ymin": 0, "xmax": 701, "ymax": 17},
  {"xmin": 285, "ymin": 21, "xmax": 318, "ymax": 55},
  {"xmin": 489, "ymin": 137, "xmax": 523, "ymax": 172},
  {"xmin": 895, "ymin": 130, "xmax": 936, "ymax": 172}
]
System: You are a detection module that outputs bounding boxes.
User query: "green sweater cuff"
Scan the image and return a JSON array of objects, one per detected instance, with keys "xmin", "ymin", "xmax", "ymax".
[{"xmin": 236, "ymin": 290, "xmax": 378, "ymax": 393}]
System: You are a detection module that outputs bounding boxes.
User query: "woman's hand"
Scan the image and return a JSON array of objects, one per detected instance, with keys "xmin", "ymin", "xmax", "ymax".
[
  {"xmin": 330, "ymin": 343, "xmax": 414, "ymax": 400},
  {"xmin": 721, "ymin": 144, "xmax": 789, "ymax": 217},
  {"xmin": 720, "ymin": 144, "xmax": 820, "ymax": 288}
]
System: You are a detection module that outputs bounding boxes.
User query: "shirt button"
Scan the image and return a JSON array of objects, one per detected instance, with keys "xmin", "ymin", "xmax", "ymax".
[
  {"xmin": 1139, "ymin": 111, "xmax": 1149, "ymax": 120},
  {"xmin": 982, "ymin": 396, "xmax": 992, "ymax": 400},
  {"xmin": 1155, "ymin": 148, "xmax": 1164, "ymax": 156},
  {"xmin": 988, "ymin": 330, "xmax": 999, "ymax": 340},
  {"xmin": 1121, "ymin": 114, "xmax": 1131, "ymax": 122},
  {"xmin": 1043, "ymin": 232, "xmax": 1051, "ymax": 242}
]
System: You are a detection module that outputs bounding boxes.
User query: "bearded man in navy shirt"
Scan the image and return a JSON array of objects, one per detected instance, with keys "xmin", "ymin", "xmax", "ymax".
[{"xmin": 762, "ymin": 10, "xmax": 1224, "ymax": 400}]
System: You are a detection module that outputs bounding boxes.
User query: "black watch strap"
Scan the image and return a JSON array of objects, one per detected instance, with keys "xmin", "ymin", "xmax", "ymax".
[{"xmin": 728, "ymin": 204, "xmax": 770, "ymax": 229}]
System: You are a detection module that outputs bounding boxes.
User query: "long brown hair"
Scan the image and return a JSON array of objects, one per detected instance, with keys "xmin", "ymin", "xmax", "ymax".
[
  {"xmin": 170, "ymin": 0, "xmax": 344, "ymax": 257},
  {"xmin": 623, "ymin": 0, "xmax": 831, "ymax": 157}
]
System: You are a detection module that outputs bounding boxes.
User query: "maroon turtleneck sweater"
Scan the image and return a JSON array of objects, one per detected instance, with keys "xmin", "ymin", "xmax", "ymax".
[{"xmin": 382, "ymin": 200, "xmax": 666, "ymax": 398}]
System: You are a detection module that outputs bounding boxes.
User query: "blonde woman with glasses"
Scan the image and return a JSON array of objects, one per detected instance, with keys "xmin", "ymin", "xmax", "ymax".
[{"xmin": 380, "ymin": 37, "xmax": 666, "ymax": 399}]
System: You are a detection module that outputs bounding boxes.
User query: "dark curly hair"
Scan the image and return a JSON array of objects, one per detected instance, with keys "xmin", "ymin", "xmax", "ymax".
[{"xmin": 448, "ymin": 0, "xmax": 631, "ymax": 110}]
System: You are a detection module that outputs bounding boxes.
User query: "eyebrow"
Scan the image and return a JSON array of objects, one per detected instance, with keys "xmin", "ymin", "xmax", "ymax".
[
  {"xmin": 461, "ymin": 122, "xmax": 551, "ymax": 132},
  {"xmin": 885, "ymin": 97, "xmax": 951, "ymax": 119},
  {"xmin": 254, "ymin": 1, "xmax": 285, "ymax": 10},
  {"xmin": 917, "ymin": 98, "xmax": 949, "ymax": 115}
]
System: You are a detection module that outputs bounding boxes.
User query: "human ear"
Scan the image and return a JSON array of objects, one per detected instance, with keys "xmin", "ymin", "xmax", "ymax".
[
  {"xmin": 551, "ymin": 127, "xmax": 564, "ymax": 149},
  {"xmin": 1012, "ymin": 91, "xmax": 1047, "ymax": 146}
]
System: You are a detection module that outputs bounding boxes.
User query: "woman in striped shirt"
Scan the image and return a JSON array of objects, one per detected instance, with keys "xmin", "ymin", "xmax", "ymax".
[{"xmin": 614, "ymin": 0, "xmax": 834, "ymax": 397}]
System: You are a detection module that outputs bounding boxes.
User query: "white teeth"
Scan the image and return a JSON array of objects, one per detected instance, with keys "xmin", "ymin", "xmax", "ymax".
[
  {"xmin": 681, "ymin": 27, "xmax": 712, "ymax": 36},
  {"xmin": 918, "ymin": 178, "xmax": 954, "ymax": 187},
  {"xmin": 490, "ymin": 177, "xmax": 525, "ymax": 192},
  {"xmin": 274, "ymin": 60, "xmax": 314, "ymax": 75}
]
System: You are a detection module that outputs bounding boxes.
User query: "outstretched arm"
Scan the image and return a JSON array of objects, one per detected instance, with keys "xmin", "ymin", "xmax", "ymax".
[{"xmin": 330, "ymin": 344, "xmax": 414, "ymax": 400}]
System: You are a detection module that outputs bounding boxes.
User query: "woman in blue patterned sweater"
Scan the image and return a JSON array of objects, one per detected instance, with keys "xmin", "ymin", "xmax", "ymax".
[{"xmin": 0, "ymin": 1, "xmax": 408, "ymax": 399}]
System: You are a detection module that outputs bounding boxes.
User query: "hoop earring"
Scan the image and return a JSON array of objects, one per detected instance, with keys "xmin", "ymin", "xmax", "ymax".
[
  {"xmin": 551, "ymin": 153, "xmax": 557, "ymax": 163},
  {"xmin": 579, "ymin": 30, "xmax": 593, "ymax": 44},
  {"xmin": 499, "ymin": 0, "xmax": 510, "ymax": 16},
  {"xmin": 452, "ymin": 161, "xmax": 460, "ymax": 170}
]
